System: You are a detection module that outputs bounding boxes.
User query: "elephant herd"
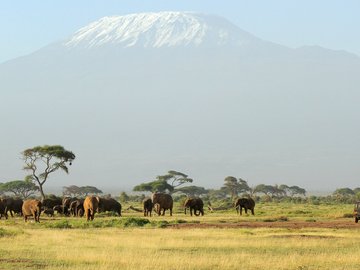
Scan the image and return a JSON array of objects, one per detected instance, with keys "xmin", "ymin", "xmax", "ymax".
[
  {"xmin": 0, "ymin": 194, "xmax": 256, "ymax": 222},
  {"xmin": 144, "ymin": 193, "xmax": 256, "ymax": 217},
  {"xmin": 0, "ymin": 196, "xmax": 122, "ymax": 222},
  {"xmin": 142, "ymin": 193, "xmax": 204, "ymax": 217}
]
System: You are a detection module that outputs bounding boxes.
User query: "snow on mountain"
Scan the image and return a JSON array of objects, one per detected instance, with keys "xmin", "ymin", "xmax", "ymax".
[{"xmin": 64, "ymin": 11, "xmax": 257, "ymax": 49}]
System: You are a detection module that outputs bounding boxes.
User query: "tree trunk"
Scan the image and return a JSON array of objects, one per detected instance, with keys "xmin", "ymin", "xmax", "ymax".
[{"xmin": 39, "ymin": 184, "xmax": 45, "ymax": 202}]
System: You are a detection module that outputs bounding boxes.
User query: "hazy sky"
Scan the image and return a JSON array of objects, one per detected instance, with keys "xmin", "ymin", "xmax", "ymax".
[{"xmin": 1, "ymin": 0, "xmax": 359, "ymax": 63}]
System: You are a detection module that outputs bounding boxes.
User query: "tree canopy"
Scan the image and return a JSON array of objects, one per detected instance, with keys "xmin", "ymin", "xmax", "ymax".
[
  {"xmin": 0, "ymin": 180, "xmax": 39, "ymax": 198},
  {"xmin": 22, "ymin": 145, "xmax": 75, "ymax": 201},
  {"xmin": 333, "ymin": 188, "xmax": 355, "ymax": 197},
  {"xmin": 222, "ymin": 176, "xmax": 250, "ymax": 198},
  {"xmin": 133, "ymin": 179, "xmax": 174, "ymax": 193},
  {"xmin": 63, "ymin": 185, "xmax": 102, "ymax": 197},
  {"xmin": 174, "ymin": 185, "xmax": 208, "ymax": 197},
  {"xmin": 133, "ymin": 170, "xmax": 193, "ymax": 193}
]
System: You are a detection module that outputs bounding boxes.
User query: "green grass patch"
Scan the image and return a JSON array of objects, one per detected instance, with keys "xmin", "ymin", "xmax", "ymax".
[
  {"xmin": 0, "ymin": 227, "xmax": 22, "ymax": 237},
  {"xmin": 41, "ymin": 217, "xmax": 151, "ymax": 229}
]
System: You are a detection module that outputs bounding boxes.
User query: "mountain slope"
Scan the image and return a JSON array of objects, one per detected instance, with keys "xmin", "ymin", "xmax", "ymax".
[{"xmin": 0, "ymin": 12, "xmax": 359, "ymax": 191}]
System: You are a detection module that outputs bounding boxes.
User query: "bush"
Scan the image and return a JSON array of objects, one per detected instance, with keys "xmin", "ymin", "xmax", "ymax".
[
  {"xmin": 41, "ymin": 217, "xmax": 151, "ymax": 229},
  {"xmin": 44, "ymin": 220, "xmax": 72, "ymax": 229},
  {"xmin": 0, "ymin": 227, "xmax": 20, "ymax": 237}
]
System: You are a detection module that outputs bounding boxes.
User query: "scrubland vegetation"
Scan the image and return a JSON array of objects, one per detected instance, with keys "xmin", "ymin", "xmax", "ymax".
[{"xmin": 1, "ymin": 201, "xmax": 360, "ymax": 270}]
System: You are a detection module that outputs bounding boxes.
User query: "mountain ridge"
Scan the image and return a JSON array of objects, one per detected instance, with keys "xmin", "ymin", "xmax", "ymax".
[{"xmin": 63, "ymin": 11, "xmax": 260, "ymax": 49}]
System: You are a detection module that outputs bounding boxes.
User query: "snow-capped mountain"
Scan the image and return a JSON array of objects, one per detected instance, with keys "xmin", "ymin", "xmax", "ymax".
[
  {"xmin": 64, "ymin": 12, "xmax": 257, "ymax": 49},
  {"xmin": 0, "ymin": 12, "xmax": 359, "ymax": 191}
]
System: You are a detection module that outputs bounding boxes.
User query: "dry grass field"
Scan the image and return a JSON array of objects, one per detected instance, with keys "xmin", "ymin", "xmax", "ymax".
[{"xmin": 0, "ymin": 202, "xmax": 360, "ymax": 270}]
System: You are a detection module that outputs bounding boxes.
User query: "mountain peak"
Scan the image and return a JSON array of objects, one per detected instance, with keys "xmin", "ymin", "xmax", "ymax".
[{"xmin": 63, "ymin": 11, "xmax": 257, "ymax": 49}]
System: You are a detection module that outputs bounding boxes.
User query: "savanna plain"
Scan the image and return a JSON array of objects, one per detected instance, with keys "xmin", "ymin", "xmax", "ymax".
[{"xmin": 1, "ymin": 202, "xmax": 360, "ymax": 270}]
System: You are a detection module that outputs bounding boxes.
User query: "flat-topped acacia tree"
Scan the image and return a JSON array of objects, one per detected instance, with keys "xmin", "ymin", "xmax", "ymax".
[{"xmin": 22, "ymin": 145, "xmax": 75, "ymax": 201}]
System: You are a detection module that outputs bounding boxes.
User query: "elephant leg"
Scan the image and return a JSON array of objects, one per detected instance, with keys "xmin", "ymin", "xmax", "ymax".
[
  {"xmin": 245, "ymin": 208, "xmax": 248, "ymax": 214},
  {"xmin": 240, "ymin": 207, "xmax": 243, "ymax": 216},
  {"xmin": 251, "ymin": 208, "xmax": 255, "ymax": 215},
  {"xmin": 170, "ymin": 208, "xmax": 172, "ymax": 216}
]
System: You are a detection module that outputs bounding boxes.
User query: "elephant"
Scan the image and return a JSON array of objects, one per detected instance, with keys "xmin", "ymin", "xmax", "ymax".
[
  {"xmin": 1, "ymin": 197, "xmax": 23, "ymax": 217},
  {"xmin": 151, "ymin": 193, "xmax": 173, "ymax": 216},
  {"xmin": 62, "ymin": 197, "xmax": 78, "ymax": 216},
  {"xmin": 22, "ymin": 199, "xmax": 42, "ymax": 222},
  {"xmin": 77, "ymin": 208, "xmax": 84, "ymax": 217},
  {"xmin": 184, "ymin": 198, "xmax": 204, "ymax": 216},
  {"xmin": 69, "ymin": 199, "xmax": 85, "ymax": 217},
  {"xmin": 43, "ymin": 208, "xmax": 54, "ymax": 217},
  {"xmin": 98, "ymin": 197, "xmax": 122, "ymax": 216},
  {"xmin": 83, "ymin": 196, "xmax": 99, "ymax": 221},
  {"xmin": 234, "ymin": 197, "xmax": 255, "ymax": 215},
  {"xmin": 7, "ymin": 198, "xmax": 23, "ymax": 216},
  {"xmin": 143, "ymin": 198, "xmax": 153, "ymax": 217},
  {"xmin": 53, "ymin": 204, "xmax": 64, "ymax": 214},
  {"xmin": 0, "ymin": 199, "xmax": 8, "ymax": 219},
  {"xmin": 42, "ymin": 196, "xmax": 62, "ymax": 209}
]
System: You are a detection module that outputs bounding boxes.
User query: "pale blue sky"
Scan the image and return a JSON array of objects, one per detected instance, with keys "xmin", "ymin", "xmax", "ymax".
[{"xmin": 0, "ymin": 0, "xmax": 359, "ymax": 63}]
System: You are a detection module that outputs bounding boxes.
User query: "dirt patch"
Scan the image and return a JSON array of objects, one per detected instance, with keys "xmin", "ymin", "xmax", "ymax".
[
  {"xmin": 269, "ymin": 234, "xmax": 339, "ymax": 239},
  {"xmin": 0, "ymin": 258, "xmax": 47, "ymax": 268},
  {"xmin": 168, "ymin": 220, "xmax": 360, "ymax": 229}
]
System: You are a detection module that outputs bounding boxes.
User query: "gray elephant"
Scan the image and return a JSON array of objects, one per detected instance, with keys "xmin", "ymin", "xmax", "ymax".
[
  {"xmin": 151, "ymin": 193, "xmax": 173, "ymax": 216},
  {"xmin": 1, "ymin": 197, "xmax": 23, "ymax": 217},
  {"xmin": 62, "ymin": 197, "xmax": 78, "ymax": 216},
  {"xmin": 98, "ymin": 197, "xmax": 122, "ymax": 216},
  {"xmin": 69, "ymin": 199, "xmax": 85, "ymax": 217},
  {"xmin": 234, "ymin": 197, "xmax": 255, "ymax": 215},
  {"xmin": 143, "ymin": 198, "xmax": 153, "ymax": 217},
  {"xmin": 0, "ymin": 199, "xmax": 8, "ymax": 219},
  {"xmin": 184, "ymin": 198, "xmax": 204, "ymax": 216}
]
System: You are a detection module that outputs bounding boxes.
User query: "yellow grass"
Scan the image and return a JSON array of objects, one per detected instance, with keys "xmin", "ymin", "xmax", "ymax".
[
  {"xmin": 0, "ymin": 202, "xmax": 359, "ymax": 269},
  {"xmin": 1, "ymin": 226, "xmax": 360, "ymax": 270}
]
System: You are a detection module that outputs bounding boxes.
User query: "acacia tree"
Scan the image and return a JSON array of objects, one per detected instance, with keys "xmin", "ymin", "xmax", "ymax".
[
  {"xmin": 222, "ymin": 176, "xmax": 250, "ymax": 199},
  {"xmin": 133, "ymin": 179, "xmax": 174, "ymax": 193},
  {"xmin": 158, "ymin": 170, "xmax": 193, "ymax": 189},
  {"xmin": 63, "ymin": 185, "xmax": 103, "ymax": 197},
  {"xmin": 175, "ymin": 185, "xmax": 208, "ymax": 197},
  {"xmin": 0, "ymin": 180, "xmax": 39, "ymax": 198},
  {"xmin": 133, "ymin": 170, "xmax": 193, "ymax": 194},
  {"xmin": 22, "ymin": 145, "xmax": 75, "ymax": 201},
  {"xmin": 62, "ymin": 185, "xmax": 82, "ymax": 197}
]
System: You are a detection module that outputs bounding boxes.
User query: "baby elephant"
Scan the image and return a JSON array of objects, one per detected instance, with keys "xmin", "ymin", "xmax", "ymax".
[
  {"xmin": 143, "ymin": 198, "xmax": 153, "ymax": 217},
  {"xmin": 43, "ymin": 208, "xmax": 54, "ymax": 217},
  {"xmin": 234, "ymin": 197, "xmax": 255, "ymax": 215}
]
